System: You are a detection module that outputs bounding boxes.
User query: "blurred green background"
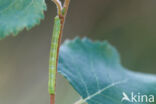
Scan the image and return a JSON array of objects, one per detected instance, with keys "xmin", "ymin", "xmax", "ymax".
[{"xmin": 0, "ymin": 0, "xmax": 156, "ymax": 104}]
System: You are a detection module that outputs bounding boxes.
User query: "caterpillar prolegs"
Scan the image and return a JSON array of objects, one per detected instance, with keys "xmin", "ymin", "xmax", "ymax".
[{"xmin": 48, "ymin": 16, "xmax": 61, "ymax": 94}]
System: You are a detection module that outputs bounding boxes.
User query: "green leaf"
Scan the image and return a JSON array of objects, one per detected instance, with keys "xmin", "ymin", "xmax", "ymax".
[
  {"xmin": 0, "ymin": 0, "xmax": 46, "ymax": 39},
  {"xmin": 58, "ymin": 37, "xmax": 156, "ymax": 104}
]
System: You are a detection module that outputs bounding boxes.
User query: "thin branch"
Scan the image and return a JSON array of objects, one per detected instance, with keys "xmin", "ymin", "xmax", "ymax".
[
  {"xmin": 52, "ymin": 0, "xmax": 63, "ymax": 15},
  {"xmin": 56, "ymin": 0, "xmax": 71, "ymax": 68},
  {"xmin": 63, "ymin": 0, "xmax": 71, "ymax": 17},
  {"xmin": 50, "ymin": 95, "xmax": 55, "ymax": 104},
  {"xmin": 50, "ymin": 0, "xmax": 71, "ymax": 104}
]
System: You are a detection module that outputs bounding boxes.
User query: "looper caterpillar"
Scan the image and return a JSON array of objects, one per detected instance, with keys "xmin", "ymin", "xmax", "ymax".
[{"xmin": 48, "ymin": 16, "xmax": 61, "ymax": 94}]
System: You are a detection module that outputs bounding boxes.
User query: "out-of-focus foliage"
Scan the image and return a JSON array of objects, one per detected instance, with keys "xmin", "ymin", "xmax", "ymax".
[{"xmin": 0, "ymin": 0, "xmax": 46, "ymax": 39}]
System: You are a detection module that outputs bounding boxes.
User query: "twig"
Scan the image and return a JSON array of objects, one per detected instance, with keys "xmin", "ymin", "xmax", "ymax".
[
  {"xmin": 63, "ymin": 0, "xmax": 70, "ymax": 17},
  {"xmin": 50, "ymin": 95, "xmax": 55, "ymax": 104},
  {"xmin": 52, "ymin": 0, "xmax": 62, "ymax": 15},
  {"xmin": 50, "ymin": 0, "xmax": 71, "ymax": 104}
]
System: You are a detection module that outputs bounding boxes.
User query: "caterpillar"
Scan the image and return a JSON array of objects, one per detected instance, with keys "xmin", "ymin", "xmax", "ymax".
[{"xmin": 48, "ymin": 16, "xmax": 61, "ymax": 94}]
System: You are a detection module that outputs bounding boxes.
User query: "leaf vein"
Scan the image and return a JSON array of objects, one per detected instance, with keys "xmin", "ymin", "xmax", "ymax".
[{"xmin": 74, "ymin": 79, "xmax": 128, "ymax": 104}]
